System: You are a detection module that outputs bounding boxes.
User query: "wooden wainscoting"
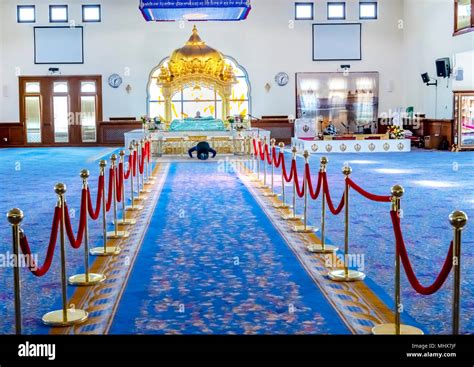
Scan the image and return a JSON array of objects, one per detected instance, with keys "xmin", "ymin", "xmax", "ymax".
[
  {"xmin": 99, "ymin": 121, "xmax": 142, "ymax": 145},
  {"xmin": 251, "ymin": 116, "xmax": 294, "ymax": 145},
  {"xmin": 0, "ymin": 123, "xmax": 24, "ymax": 146}
]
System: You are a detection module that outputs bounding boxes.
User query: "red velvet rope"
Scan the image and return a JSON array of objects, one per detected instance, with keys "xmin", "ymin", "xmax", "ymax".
[
  {"xmin": 146, "ymin": 140, "xmax": 151, "ymax": 163},
  {"xmin": 323, "ymin": 173, "xmax": 345, "ymax": 215},
  {"xmin": 106, "ymin": 167, "xmax": 114, "ymax": 212},
  {"xmin": 116, "ymin": 163, "xmax": 123, "ymax": 203},
  {"xmin": 347, "ymin": 177, "xmax": 392, "ymax": 203},
  {"xmin": 139, "ymin": 147, "xmax": 145, "ymax": 174},
  {"xmin": 265, "ymin": 144, "xmax": 272, "ymax": 165},
  {"xmin": 87, "ymin": 175, "xmax": 104, "ymax": 220},
  {"xmin": 390, "ymin": 211, "xmax": 454, "ymax": 295},
  {"xmin": 252, "ymin": 139, "xmax": 258, "ymax": 156},
  {"xmin": 257, "ymin": 141, "xmax": 265, "ymax": 161},
  {"xmin": 272, "ymin": 147, "xmax": 282, "ymax": 168},
  {"xmin": 132, "ymin": 151, "xmax": 137, "ymax": 177},
  {"xmin": 306, "ymin": 166, "xmax": 323, "ymax": 200},
  {"xmin": 63, "ymin": 190, "xmax": 87, "ymax": 249},
  {"xmin": 18, "ymin": 207, "xmax": 61, "ymax": 277},
  {"xmin": 124, "ymin": 154, "xmax": 132, "ymax": 180},
  {"xmin": 282, "ymin": 156, "xmax": 294, "ymax": 182},
  {"xmin": 292, "ymin": 161, "xmax": 305, "ymax": 198}
]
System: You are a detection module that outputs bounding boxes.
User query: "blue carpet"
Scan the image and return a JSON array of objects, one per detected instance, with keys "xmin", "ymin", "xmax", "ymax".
[
  {"xmin": 0, "ymin": 147, "xmax": 119, "ymax": 334},
  {"xmin": 272, "ymin": 150, "xmax": 473, "ymax": 334},
  {"xmin": 109, "ymin": 163, "xmax": 349, "ymax": 334}
]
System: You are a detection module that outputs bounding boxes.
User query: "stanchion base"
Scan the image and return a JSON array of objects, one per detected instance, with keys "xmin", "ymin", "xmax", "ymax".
[
  {"xmin": 328, "ymin": 269, "xmax": 366, "ymax": 282},
  {"xmin": 257, "ymin": 185, "xmax": 269, "ymax": 190},
  {"xmin": 126, "ymin": 205, "xmax": 144, "ymax": 212},
  {"xmin": 263, "ymin": 192, "xmax": 279, "ymax": 198},
  {"xmin": 68, "ymin": 273, "xmax": 106, "ymax": 286},
  {"xmin": 42, "ymin": 309, "xmax": 88, "ymax": 327},
  {"xmin": 372, "ymin": 323, "xmax": 424, "ymax": 335},
  {"xmin": 282, "ymin": 214, "xmax": 303, "ymax": 221},
  {"xmin": 106, "ymin": 230, "xmax": 130, "ymax": 239},
  {"xmin": 133, "ymin": 197, "xmax": 145, "ymax": 203},
  {"xmin": 273, "ymin": 203, "xmax": 291, "ymax": 209},
  {"xmin": 306, "ymin": 244, "xmax": 339, "ymax": 254},
  {"xmin": 115, "ymin": 218, "xmax": 137, "ymax": 226},
  {"xmin": 90, "ymin": 246, "xmax": 121, "ymax": 256},
  {"xmin": 292, "ymin": 225, "xmax": 317, "ymax": 233},
  {"xmin": 140, "ymin": 189, "xmax": 152, "ymax": 194}
]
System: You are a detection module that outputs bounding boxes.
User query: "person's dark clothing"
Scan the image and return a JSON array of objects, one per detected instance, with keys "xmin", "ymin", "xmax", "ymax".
[{"xmin": 188, "ymin": 141, "xmax": 217, "ymax": 160}]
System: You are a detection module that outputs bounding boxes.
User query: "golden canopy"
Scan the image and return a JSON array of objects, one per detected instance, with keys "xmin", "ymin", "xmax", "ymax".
[{"xmin": 157, "ymin": 26, "xmax": 237, "ymax": 123}]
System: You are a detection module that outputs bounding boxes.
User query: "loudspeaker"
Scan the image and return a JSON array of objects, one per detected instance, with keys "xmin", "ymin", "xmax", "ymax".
[{"xmin": 436, "ymin": 58, "xmax": 451, "ymax": 78}]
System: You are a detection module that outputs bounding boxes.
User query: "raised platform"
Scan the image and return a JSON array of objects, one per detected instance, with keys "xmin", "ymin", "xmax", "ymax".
[
  {"xmin": 292, "ymin": 137, "xmax": 411, "ymax": 154},
  {"xmin": 125, "ymin": 128, "xmax": 271, "ymax": 156}
]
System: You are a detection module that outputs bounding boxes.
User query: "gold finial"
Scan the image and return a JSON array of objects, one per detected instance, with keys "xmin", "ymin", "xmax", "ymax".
[
  {"xmin": 80, "ymin": 169, "xmax": 90, "ymax": 180},
  {"xmin": 119, "ymin": 150, "xmax": 125, "ymax": 157},
  {"xmin": 303, "ymin": 150, "xmax": 310, "ymax": 161},
  {"xmin": 270, "ymin": 138, "xmax": 276, "ymax": 146},
  {"xmin": 99, "ymin": 160, "xmax": 107, "ymax": 169},
  {"xmin": 134, "ymin": 140, "xmax": 139, "ymax": 147},
  {"xmin": 7, "ymin": 208, "xmax": 24, "ymax": 225},
  {"xmin": 391, "ymin": 185, "xmax": 404, "ymax": 198},
  {"xmin": 342, "ymin": 165, "xmax": 352, "ymax": 177},
  {"xmin": 193, "ymin": 24, "xmax": 198, "ymax": 34},
  {"xmin": 320, "ymin": 156, "xmax": 328, "ymax": 172},
  {"xmin": 449, "ymin": 210, "xmax": 468, "ymax": 229},
  {"xmin": 111, "ymin": 154, "xmax": 117, "ymax": 162},
  {"xmin": 292, "ymin": 146, "xmax": 297, "ymax": 154},
  {"xmin": 54, "ymin": 183, "xmax": 67, "ymax": 196},
  {"xmin": 129, "ymin": 142, "xmax": 134, "ymax": 150},
  {"xmin": 278, "ymin": 142, "xmax": 285, "ymax": 149}
]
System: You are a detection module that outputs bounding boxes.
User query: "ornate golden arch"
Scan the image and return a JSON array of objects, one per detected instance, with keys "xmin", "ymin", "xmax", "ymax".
[{"xmin": 157, "ymin": 26, "xmax": 237, "ymax": 123}]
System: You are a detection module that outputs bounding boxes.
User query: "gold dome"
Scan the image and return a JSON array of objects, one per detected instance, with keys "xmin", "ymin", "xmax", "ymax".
[{"xmin": 159, "ymin": 26, "xmax": 235, "ymax": 84}]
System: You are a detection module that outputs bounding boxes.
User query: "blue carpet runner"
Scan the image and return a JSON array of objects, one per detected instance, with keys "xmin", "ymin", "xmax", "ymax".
[{"xmin": 109, "ymin": 163, "xmax": 349, "ymax": 334}]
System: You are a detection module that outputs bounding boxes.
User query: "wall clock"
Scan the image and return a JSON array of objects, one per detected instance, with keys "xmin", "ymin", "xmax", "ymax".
[
  {"xmin": 275, "ymin": 72, "xmax": 289, "ymax": 87},
  {"xmin": 108, "ymin": 73, "xmax": 123, "ymax": 88}
]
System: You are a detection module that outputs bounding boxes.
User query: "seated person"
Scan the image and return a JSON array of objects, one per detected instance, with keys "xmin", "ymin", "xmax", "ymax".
[
  {"xmin": 188, "ymin": 141, "xmax": 217, "ymax": 161},
  {"xmin": 324, "ymin": 122, "xmax": 337, "ymax": 136},
  {"xmin": 195, "ymin": 111, "xmax": 202, "ymax": 119}
]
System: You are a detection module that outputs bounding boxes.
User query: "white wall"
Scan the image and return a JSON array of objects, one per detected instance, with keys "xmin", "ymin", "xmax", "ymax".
[
  {"xmin": 0, "ymin": 0, "xmax": 406, "ymax": 122},
  {"xmin": 402, "ymin": 0, "xmax": 474, "ymax": 119}
]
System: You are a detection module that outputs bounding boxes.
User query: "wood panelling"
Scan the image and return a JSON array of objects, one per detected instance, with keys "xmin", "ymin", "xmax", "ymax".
[
  {"xmin": 0, "ymin": 123, "xmax": 24, "ymax": 146},
  {"xmin": 252, "ymin": 116, "xmax": 294, "ymax": 145},
  {"xmin": 99, "ymin": 121, "xmax": 142, "ymax": 145}
]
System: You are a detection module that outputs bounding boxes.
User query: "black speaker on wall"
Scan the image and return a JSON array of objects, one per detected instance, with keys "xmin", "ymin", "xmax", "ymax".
[{"xmin": 436, "ymin": 57, "xmax": 451, "ymax": 78}]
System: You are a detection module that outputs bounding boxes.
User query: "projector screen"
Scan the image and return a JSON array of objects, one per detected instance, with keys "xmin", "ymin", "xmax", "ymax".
[
  {"xmin": 34, "ymin": 26, "xmax": 84, "ymax": 64},
  {"xmin": 313, "ymin": 23, "xmax": 362, "ymax": 61}
]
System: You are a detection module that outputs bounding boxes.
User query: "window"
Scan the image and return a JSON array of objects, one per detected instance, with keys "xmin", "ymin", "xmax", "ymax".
[
  {"xmin": 148, "ymin": 57, "xmax": 250, "ymax": 121},
  {"xmin": 24, "ymin": 82, "xmax": 41, "ymax": 143},
  {"xmin": 17, "ymin": 5, "xmax": 35, "ymax": 23},
  {"xmin": 82, "ymin": 5, "xmax": 101, "ymax": 22},
  {"xmin": 327, "ymin": 2, "xmax": 346, "ymax": 20},
  {"xmin": 80, "ymin": 82, "xmax": 97, "ymax": 142},
  {"xmin": 295, "ymin": 2, "xmax": 314, "ymax": 20},
  {"xmin": 52, "ymin": 81, "xmax": 69, "ymax": 143},
  {"xmin": 454, "ymin": 0, "xmax": 473, "ymax": 35},
  {"xmin": 49, "ymin": 5, "xmax": 68, "ymax": 23},
  {"xmin": 359, "ymin": 2, "xmax": 377, "ymax": 19}
]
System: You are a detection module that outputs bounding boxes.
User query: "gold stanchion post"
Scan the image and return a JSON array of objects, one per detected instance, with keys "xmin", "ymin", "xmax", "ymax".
[
  {"xmin": 293, "ymin": 151, "xmax": 317, "ymax": 233},
  {"xmin": 90, "ymin": 160, "xmax": 121, "ymax": 256},
  {"xmin": 69, "ymin": 170, "xmax": 106, "ymax": 286},
  {"xmin": 42, "ymin": 183, "xmax": 89, "ymax": 326},
  {"xmin": 372, "ymin": 185, "xmax": 423, "ymax": 335},
  {"xmin": 7, "ymin": 208, "xmax": 23, "ymax": 334},
  {"xmin": 282, "ymin": 147, "xmax": 302, "ymax": 221},
  {"xmin": 328, "ymin": 165, "xmax": 366, "ymax": 282},
  {"xmin": 127, "ymin": 142, "xmax": 144, "ymax": 212},
  {"xmin": 117, "ymin": 150, "xmax": 137, "ymax": 226},
  {"xmin": 139, "ymin": 139, "xmax": 151, "ymax": 195},
  {"xmin": 274, "ymin": 143, "xmax": 290, "ymax": 210},
  {"xmin": 450, "ymin": 210, "xmax": 467, "ymax": 335},
  {"xmin": 306, "ymin": 157, "xmax": 339, "ymax": 253},
  {"xmin": 107, "ymin": 155, "xmax": 129, "ymax": 239},
  {"xmin": 146, "ymin": 136, "xmax": 156, "ymax": 183},
  {"xmin": 263, "ymin": 139, "xmax": 278, "ymax": 198}
]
